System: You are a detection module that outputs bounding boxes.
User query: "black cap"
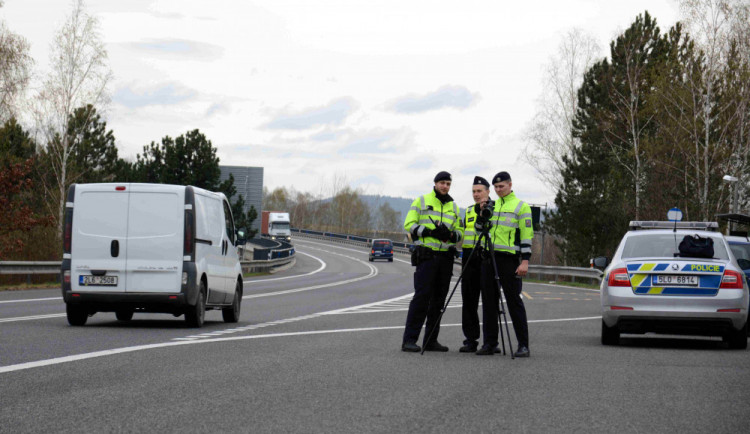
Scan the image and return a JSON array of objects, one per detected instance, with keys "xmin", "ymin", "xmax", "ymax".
[
  {"xmin": 492, "ymin": 171, "xmax": 511, "ymax": 184},
  {"xmin": 473, "ymin": 176, "xmax": 489, "ymax": 188},
  {"xmin": 434, "ymin": 171, "xmax": 452, "ymax": 183}
]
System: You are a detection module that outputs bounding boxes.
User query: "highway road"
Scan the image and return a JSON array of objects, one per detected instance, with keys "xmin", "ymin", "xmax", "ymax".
[{"xmin": 1, "ymin": 237, "xmax": 749, "ymax": 433}]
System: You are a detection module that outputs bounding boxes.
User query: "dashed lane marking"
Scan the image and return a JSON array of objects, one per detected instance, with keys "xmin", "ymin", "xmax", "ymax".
[
  {"xmin": 0, "ymin": 297, "xmax": 61, "ymax": 304},
  {"xmin": 0, "ymin": 313, "xmax": 66, "ymax": 323}
]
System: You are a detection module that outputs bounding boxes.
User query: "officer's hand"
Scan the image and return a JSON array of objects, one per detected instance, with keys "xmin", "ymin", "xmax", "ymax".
[
  {"xmin": 448, "ymin": 230, "xmax": 458, "ymax": 243},
  {"xmin": 434, "ymin": 223, "xmax": 450, "ymax": 241},
  {"xmin": 515, "ymin": 260, "xmax": 529, "ymax": 277},
  {"xmin": 422, "ymin": 227, "xmax": 434, "ymax": 238}
]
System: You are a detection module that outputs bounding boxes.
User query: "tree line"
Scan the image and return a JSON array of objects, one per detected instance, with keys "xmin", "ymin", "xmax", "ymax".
[
  {"xmin": 263, "ymin": 183, "xmax": 404, "ymax": 240},
  {"xmin": 525, "ymin": 1, "xmax": 750, "ymax": 266}
]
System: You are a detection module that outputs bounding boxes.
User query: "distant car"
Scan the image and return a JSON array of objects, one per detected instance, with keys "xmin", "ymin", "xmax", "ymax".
[
  {"xmin": 369, "ymin": 239, "xmax": 394, "ymax": 262},
  {"xmin": 726, "ymin": 235, "xmax": 750, "ymax": 281},
  {"xmin": 594, "ymin": 220, "xmax": 748, "ymax": 349}
]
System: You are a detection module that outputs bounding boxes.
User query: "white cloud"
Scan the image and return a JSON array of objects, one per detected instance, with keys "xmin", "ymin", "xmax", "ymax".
[
  {"xmin": 264, "ymin": 97, "xmax": 359, "ymax": 130},
  {"xmin": 388, "ymin": 85, "xmax": 480, "ymax": 114}
]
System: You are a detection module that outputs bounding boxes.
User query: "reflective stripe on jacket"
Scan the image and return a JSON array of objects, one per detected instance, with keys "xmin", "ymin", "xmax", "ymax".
[
  {"xmin": 460, "ymin": 203, "xmax": 479, "ymax": 249},
  {"xmin": 488, "ymin": 192, "xmax": 533, "ymax": 260},
  {"xmin": 404, "ymin": 190, "xmax": 461, "ymax": 252}
]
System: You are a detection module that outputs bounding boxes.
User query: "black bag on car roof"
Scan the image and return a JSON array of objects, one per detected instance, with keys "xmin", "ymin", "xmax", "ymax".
[{"xmin": 678, "ymin": 234, "xmax": 714, "ymax": 259}]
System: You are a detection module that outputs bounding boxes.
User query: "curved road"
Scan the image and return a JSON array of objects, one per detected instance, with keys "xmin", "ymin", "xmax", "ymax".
[{"xmin": 1, "ymin": 238, "xmax": 748, "ymax": 433}]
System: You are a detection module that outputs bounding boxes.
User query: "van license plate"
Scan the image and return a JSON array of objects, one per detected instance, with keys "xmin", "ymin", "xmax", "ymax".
[
  {"xmin": 654, "ymin": 275, "xmax": 698, "ymax": 286},
  {"xmin": 80, "ymin": 275, "xmax": 118, "ymax": 286}
]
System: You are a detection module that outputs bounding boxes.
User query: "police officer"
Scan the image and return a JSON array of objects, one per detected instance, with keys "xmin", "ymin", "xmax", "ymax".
[
  {"xmin": 402, "ymin": 171, "xmax": 461, "ymax": 352},
  {"xmin": 458, "ymin": 176, "xmax": 491, "ymax": 353},
  {"xmin": 477, "ymin": 171, "xmax": 533, "ymax": 357}
]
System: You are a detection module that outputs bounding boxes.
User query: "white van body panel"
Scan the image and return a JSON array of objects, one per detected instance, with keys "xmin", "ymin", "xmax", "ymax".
[
  {"xmin": 125, "ymin": 184, "xmax": 183, "ymax": 293},
  {"xmin": 69, "ymin": 183, "xmax": 239, "ymax": 302},
  {"xmin": 71, "ymin": 185, "xmax": 131, "ymax": 293}
]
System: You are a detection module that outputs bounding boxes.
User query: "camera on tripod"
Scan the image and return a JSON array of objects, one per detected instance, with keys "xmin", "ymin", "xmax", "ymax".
[{"xmin": 474, "ymin": 200, "xmax": 495, "ymax": 233}]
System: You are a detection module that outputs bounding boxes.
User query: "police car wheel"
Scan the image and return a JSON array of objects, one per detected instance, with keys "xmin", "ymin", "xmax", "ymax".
[
  {"xmin": 725, "ymin": 322, "xmax": 748, "ymax": 350},
  {"xmin": 601, "ymin": 320, "xmax": 620, "ymax": 346}
]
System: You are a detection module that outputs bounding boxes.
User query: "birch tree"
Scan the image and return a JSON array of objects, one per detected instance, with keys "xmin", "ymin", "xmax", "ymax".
[
  {"xmin": 33, "ymin": 0, "xmax": 112, "ymax": 238},
  {"xmin": 522, "ymin": 29, "xmax": 600, "ymax": 190},
  {"xmin": 0, "ymin": 1, "xmax": 33, "ymax": 122},
  {"xmin": 679, "ymin": 0, "xmax": 750, "ymax": 218}
]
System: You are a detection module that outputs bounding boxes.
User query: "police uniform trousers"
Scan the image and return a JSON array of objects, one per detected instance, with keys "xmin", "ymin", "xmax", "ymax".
[
  {"xmin": 460, "ymin": 247, "xmax": 482, "ymax": 346},
  {"xmin": 403, "ymin": 252, "xmax": 454, "ymax": 345},
  {"xmin": 479, "ymin": 252, "xmax": 529, "ymax": 348}
]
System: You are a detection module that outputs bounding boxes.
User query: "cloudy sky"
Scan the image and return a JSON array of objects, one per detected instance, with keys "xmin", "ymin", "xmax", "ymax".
[{"xmin": 3, "ymin": 0, "xmax": 680, "ymax": 207}]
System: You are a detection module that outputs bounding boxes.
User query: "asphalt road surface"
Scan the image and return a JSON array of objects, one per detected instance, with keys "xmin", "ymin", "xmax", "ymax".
[{"xmin": 1, "ymin": 237, "xmax": 749, "ymax": 433}]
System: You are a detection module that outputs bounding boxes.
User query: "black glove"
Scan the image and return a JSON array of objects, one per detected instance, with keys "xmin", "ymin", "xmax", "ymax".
[
  {"xmin": 433, "ymin": 223, "xmax": 451, "ymax": 241},
  {"xmin": 448, "ymin": 230, "xmax": 458, "ymax": 243},
  {"xmin": 421, "ymin": 227, "xmax": 434, "ymax": 238}
]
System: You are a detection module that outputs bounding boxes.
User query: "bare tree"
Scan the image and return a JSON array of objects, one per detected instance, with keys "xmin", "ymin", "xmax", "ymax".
[
  {"xmin": 522, "ymin": 29, "xmax": 601, "ymax": 190},
  {"xmin": 33, "ymin": 0, "xmax": 113, "ymax": 237},
  {"xmin": 679, "ymin": 0, "xmax": 750, "ymax": 218},
  {"xmin": 0, "ymin": 2, "xmax": 34, "ymax": 122}
]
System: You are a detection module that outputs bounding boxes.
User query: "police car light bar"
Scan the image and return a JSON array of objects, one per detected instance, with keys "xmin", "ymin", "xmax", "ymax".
[{"xmin": 629, "ymin": 221, "xmax": 719, "ymax": 231}]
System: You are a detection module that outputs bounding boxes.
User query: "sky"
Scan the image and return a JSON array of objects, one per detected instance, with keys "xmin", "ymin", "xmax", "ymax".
[{"xmin": 2, "ymin": 0, "xmax": 680, "ymax": 208}]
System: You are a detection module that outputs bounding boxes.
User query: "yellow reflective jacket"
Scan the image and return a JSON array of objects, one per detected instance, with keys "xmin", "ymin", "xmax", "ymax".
[
  {"xmin": 460, "ymin": 203, "xmax": 480, "ymax": 249},
  {"xmin": 404, "ymin": 190, "xmax": 461, "ymax": 252},
  {"xmin": 488, "ymin": 192, "xmax": 533, "ymax": 260}
]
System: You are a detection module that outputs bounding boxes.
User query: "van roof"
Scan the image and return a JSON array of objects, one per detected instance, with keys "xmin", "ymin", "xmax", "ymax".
[{"xmin": 74, "ymin": 183, "xmax": 226, "ymax": 200}]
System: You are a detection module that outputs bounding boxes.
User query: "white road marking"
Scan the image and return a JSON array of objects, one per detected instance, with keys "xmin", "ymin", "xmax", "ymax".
[
  {"xmin": 294, "ymin": 239, "xmax": 412, "ymax": 265},
  {"xmin": 244, "ymin": 251, "xmax": 326, "ymax": 283},
  {"xmin": 0, "ymin": 313, "xmax": 66, "ymax": 323},
  {"xmin": 0, "ymin": 315, "xmax": 602, "ymax": 374},
  {"xmin": 243, "ymin": 248, "xmax": 378, "ymax": 299},
  {"xmin": 0, "ymin": 297, "xmax": 61, "ymax": 304}
]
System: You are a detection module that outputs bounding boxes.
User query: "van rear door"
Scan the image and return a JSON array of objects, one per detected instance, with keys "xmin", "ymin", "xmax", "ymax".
[
  {"xmin": 125, "ymin": 185, "xmax": 183, "ymax": 293},
  {"xmin": 71, "ymin": 184, "xmax": 130, "ymax": 293}
]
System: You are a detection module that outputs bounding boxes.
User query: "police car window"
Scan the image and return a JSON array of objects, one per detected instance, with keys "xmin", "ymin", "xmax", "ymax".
[
  {"xmin": 622, "ymin": 234, "xmax": 729, "ymax": 260},
  {"xmin": 729, "ymin": 244, "xmax": 750, "ymax": 261}
]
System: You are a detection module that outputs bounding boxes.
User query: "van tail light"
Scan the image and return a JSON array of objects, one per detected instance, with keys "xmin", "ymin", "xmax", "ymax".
[
  {"xmin": 719, "ymin": 270, "xmax": 743, "ymax": 289},
  {"xmin": 608, "ymin": 268, "xmax": 631, "ymax": 287},
  {"xmin": 184, "ymin": 210, "xmax": 194, "ymax": 258},
  {"xmin": 371, "ymin": 250, "xmax": 375, "ymax": 254},
  {"xmin": 63, "ymin": 208, "xmax": 73, "ymax": 254}
]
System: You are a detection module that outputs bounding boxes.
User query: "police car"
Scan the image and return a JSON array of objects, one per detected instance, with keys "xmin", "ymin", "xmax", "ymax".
[{"xmin": 594, "ymin": 213, "xmax": 749, "ymax": 349}]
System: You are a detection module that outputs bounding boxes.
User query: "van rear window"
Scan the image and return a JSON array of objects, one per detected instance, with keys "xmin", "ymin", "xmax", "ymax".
[
  {"xmin": 373, "ymin": 240, "xmax": 392, "ymax": 247},
  {"xmin": 128, "ymin": 192, "xmax": 180, "ymax": 237}
]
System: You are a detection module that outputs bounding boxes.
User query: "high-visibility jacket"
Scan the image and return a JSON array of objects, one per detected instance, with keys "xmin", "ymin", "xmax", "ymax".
[
  {"xmin": 488, "ymin": 191, "xmax": 533, "ymax": 260},
  {"xmin": 404, "ymin": 189, "xmax": 461, "ymax": 252},
  {"xmin": 460, "ymin": 203, "xmax": 480, "ymax": 249}
]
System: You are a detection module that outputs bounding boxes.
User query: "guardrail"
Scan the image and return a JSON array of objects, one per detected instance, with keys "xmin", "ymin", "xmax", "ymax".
[
  {"xmin": 1, "ymin": 239, "xmax": 298, "ymax": 282},
  {"xmin": 291, "ymin": 228, "xmax": 603, "ymax": 284}
]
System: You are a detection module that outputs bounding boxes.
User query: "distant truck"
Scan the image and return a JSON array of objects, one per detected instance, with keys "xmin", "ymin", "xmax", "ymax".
[{"xmin": 261, "ymin": 211, "xmax": 292, "ymax": 241}]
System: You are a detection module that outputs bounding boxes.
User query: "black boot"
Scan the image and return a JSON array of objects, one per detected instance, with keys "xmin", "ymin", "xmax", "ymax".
[
  {"xmin": 475, "ymin": 345, "xmax": 496, "ymax": 356},
  {"xmin": 402, "ymin": 341, "xmax": 421, "ymax": 352},
  {"xmin": 423, "ymin": 341, "xmax": 449, "ymax": 352},
  {"xmin": 513, "ymin": 345, "xmax": 530, "ymax": 357}
]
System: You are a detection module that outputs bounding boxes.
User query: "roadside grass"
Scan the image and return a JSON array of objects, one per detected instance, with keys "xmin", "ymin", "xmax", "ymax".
[
  {"xmin": 242, "ymin": 271, "xmax": 270, "ymax": 278},
  {"xmin": 0, "ymin": 281, "xmax": 59, "ymax": 291}
]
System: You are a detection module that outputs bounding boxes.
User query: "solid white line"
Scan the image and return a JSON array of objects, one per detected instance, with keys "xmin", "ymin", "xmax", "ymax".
[
  {"xmin": 0, "ymin": 315, "xmax": 601, "ymax": 374},
  {"xmin": 0, "ymin": 313, "xmax": 66, "ymax": 323},
  {"xmin": 0, "ymin": 297, "xmax": 62, "ymax": 304},
  {"xmin": 244, "ymin": 251, "xmax": 326, "ymax": 283},
  {"xmin": 243, "ymin": 251, "xmax": 377, "ymax": 299}
]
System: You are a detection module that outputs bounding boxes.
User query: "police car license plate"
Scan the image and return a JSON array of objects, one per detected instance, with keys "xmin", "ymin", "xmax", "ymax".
[
  {"xmin": 654, "ymin": 275, "xmax": 698, "ymax": 286},
  {"xmin": 79, "ymin": 275, "xmax": 118, "ymax": 286}
]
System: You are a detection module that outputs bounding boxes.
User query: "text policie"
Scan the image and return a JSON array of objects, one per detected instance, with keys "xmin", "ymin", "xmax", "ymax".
[{"xmin": 401, "ymin": 171, "xmax": 534, "ymax": 359}]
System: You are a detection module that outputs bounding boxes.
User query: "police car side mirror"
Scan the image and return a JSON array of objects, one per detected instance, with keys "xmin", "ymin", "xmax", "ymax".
[{"xmin": 593, "ymin": 256, "xmax": 609, "ymax": 269}]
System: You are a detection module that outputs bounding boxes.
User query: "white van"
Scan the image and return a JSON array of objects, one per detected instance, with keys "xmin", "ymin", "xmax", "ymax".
[{"xmin": 61, "ymin": 183, "xmax": 243, "ymax": 327}]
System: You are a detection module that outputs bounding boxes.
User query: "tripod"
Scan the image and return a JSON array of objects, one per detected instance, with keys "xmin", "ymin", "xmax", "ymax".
[{"xmin": 421, "ymin": 227, "xmax": 515, "ymax": 359}]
